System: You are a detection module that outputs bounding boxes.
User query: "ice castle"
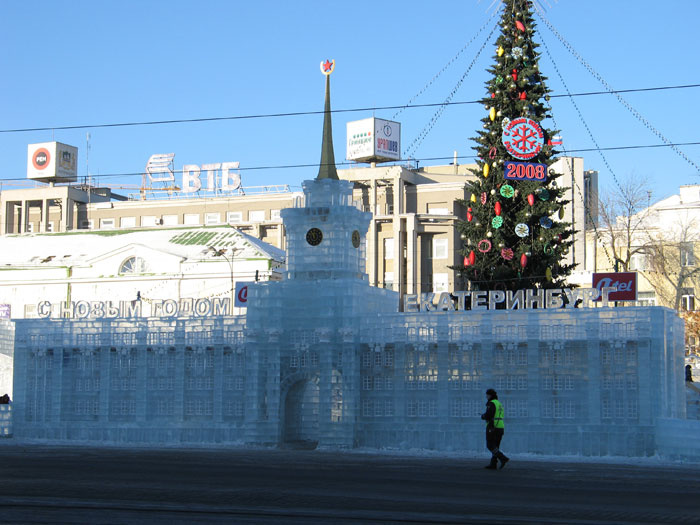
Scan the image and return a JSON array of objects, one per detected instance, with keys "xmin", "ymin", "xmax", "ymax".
[{"xmin": 5, "ymin": 63, "xmax": 699, "ymax": 459}]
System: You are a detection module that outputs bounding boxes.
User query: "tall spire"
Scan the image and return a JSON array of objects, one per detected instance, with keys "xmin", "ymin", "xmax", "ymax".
[{"xmin": 317, "ymin": 59, "xmax": 338, "ymax": 180}]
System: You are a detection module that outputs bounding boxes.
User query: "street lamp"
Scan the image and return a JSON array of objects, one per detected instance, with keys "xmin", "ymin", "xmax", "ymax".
[{"xmin": 207, "ymin": 246, "xmax": 237, "ymax": 307}]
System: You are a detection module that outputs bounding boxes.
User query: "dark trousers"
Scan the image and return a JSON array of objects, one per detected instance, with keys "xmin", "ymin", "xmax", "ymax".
[{"xmin": 486, "ymin": 427, "xmax": 507, "ymax": 463}]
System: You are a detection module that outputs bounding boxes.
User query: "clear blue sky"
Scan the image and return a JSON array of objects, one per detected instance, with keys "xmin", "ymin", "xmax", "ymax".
[{"xmin": 1, "ymin": 0, "xmax": 698, "ymax": 202}]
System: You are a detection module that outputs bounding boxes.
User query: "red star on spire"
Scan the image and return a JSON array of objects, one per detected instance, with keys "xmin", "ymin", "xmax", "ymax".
[{"xmin": 322, "ymin": 60, "xmax": 333, "ymax": 72}]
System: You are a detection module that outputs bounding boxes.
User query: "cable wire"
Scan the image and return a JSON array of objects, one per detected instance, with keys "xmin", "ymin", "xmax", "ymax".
[
  {"xmin": 1, "ymin": 84, "xmax": 698, "ymax": 134},
  {"xmin": 533, "ymin": 3, "xmax": 699, "ymax": 174},
  {"xmin": 391, "ymin": 7, "xmax": 500, "ymax": 120},
  {"xmin": 0, "ymin": 141, "xmax": 697, "ymax": 185}
]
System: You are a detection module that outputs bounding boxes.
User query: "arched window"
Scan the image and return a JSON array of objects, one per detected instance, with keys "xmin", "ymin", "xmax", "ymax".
[{"xmin": 119, "ymin": 256, "xmax": 149, "ymax": 275}]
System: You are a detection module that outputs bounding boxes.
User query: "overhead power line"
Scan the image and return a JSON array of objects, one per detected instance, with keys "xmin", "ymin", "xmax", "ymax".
[
  {"xmin": 0, "ymin": 141, "xmax": 698, "ymax": 184},
  {"xmin": 0, "ymin": 84, "xmax": 698, "ymax": 134}
]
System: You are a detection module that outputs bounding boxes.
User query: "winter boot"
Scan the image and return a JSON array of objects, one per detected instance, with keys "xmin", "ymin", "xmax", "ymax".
[
  {"xmin": 498, "ymin": 456, "xmax": 510, "ymax": 469},
  {"xmin": 484, "ymin": 457, "xmax": 498, "ymax": 469}
]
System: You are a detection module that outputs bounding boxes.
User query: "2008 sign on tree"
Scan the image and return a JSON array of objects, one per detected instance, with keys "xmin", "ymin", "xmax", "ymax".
[{"xmin": 504, "ymin": 161, "xmax": 548, "ymax": 181}]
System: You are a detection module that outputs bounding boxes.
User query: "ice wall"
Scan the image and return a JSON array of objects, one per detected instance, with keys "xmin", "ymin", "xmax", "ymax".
[
  {"xmin": 354, "ymin": 306, "xmax": 686, "ymax": 457},
  {"xmin": 12, "ymin": 316, "xmax": 248, "ymax": 443},
  {"xmin": 9, "ymin": 305, "xmax": 690, "ymax": 459},
  {"xmin": 0, "ymin": 319, "xmax": 14, "ymax": 400}
]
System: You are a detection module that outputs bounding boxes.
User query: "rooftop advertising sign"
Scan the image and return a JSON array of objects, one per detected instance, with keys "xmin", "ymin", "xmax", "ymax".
[
  {"xmin": 144, "ymin": 153, "xmax": 241, "ymax": 193},
  {"xmin": 347, "ymin": 118, "xmax": 401, "ymax": 163},
  {"xmin": 27, "ymin": 142, "xmax": 78, "ymax": 183}
]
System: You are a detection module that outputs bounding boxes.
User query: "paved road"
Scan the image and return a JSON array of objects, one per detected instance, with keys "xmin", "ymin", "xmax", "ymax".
[{"xmin": 0, "ymin": 443, "xmax": 699, "ymax": 524}]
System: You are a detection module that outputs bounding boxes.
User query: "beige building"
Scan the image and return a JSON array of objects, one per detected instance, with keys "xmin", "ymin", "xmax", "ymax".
[{"xmin": 1, "ymin": 157, "xmax": 595, "ymax": 300}]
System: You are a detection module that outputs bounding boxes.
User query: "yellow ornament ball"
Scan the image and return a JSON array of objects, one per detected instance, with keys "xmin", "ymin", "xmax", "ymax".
[
  {"xmin": 489, "ymin": 107, "xmax": 496, "ymax": 121},
  {"xmin": 483, "ymin": 164, "xmax": 490, "ymax": 178},
  {"xmin": 471, "ymin": 194, "xmax": 477, "ymax": 203},
  {"xmin": 546, "ymin": 267, "xmax": 553, "ymax": 281},
  {"xmin": 497, "ymin": 46, "xmax": 504, "ymax": 57}
]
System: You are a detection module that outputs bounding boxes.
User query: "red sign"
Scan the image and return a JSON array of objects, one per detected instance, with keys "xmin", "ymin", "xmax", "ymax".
[
  {"xmin": 32, "ymin": 148, "xmax": 51, "ymax": 170},
  {"xmin": 592, "ymin": 272, "xmax": 637, "ymax": 301},
  {"xmin": 501, "ymin": 118, "xmax": 544, "ymax": 160}
]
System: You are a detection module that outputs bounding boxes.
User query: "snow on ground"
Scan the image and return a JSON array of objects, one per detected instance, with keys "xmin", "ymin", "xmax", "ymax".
[{"xmin": 1, "ymin": 437, "xmax": 697, "ymax": 468}]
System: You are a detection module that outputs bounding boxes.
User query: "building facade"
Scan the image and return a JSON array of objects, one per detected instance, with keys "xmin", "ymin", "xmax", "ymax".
[
  {"xmin": 1, "ymin": 153, "xmax": 595, "ymax": 309},
  {"xmin": 0, "ymin": 226, "xmax": 285, "ymax": 320}
]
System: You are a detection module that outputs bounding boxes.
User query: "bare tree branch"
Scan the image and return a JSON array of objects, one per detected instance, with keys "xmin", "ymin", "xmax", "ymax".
[{"xmin": 597, "ymin": 175, "xmax": 654, "ymax": 271}]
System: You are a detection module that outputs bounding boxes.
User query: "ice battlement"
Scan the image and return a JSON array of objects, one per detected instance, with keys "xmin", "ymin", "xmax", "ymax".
[{"xmin": 299, "ymin": 178, "xmax": 355, "ymax": 207}]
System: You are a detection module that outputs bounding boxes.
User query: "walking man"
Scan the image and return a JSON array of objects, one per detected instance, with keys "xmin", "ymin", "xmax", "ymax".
[{"xmin": 481, "ymin": 388, "xmax": 509, "ymax": 469}]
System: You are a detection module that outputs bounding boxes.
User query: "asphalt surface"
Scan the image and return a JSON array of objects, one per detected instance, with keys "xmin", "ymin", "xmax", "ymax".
[{"xmin": 0, "ymin": 442, "xmax": 699, "ymax": 524}]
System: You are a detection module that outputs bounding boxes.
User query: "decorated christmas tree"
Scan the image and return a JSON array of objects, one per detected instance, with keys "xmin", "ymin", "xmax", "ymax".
[{"xmin": 456, "ymin": 0, "xmax": 575, "ymax": 292}]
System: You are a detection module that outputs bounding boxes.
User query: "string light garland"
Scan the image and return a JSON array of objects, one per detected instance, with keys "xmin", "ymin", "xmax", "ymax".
[{"xmin": 533, "ymin": 3, "xmax": 699, "ymax": 174}]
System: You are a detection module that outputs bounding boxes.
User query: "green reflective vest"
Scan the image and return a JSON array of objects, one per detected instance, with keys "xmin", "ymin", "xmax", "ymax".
[{"xmin": 489, "ymin": 399, "xmax": 505, "ymax": 429}]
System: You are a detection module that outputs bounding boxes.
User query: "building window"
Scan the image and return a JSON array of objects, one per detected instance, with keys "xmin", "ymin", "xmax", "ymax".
[
  {"xmin": 383, "ymin": 272, "xmax": 394, "ymax": 290},
  {"xmin": 100, "ymin": 218, "xmax": 115, "ymax": 229},
  {"xmin": 46, "ymin": 221, "xmax": 54, "ymax": 232},
  {"xmin": 432, "ymin": 238, "xmax": 448, "ymax": 259},
  {"xmin": 205, "ymin": 212, "xmax": 221, "ymax": 225},
  {"xmin": 119, "ymin": 256, "xmax": 150, "ymax": 275},
  {"xmin": 271, "ymin": 209, "xmax": 281, "ymax": 220},
  {"xmin": 432, "ymin": 273, "xmax": 449, "ymax": 293},
  {"xmin": 120, "ymin": 217, "xmax": 136, "ymax": 228},
  {"xmin": 681, "ymin": 243, "xmax": 695, "ymax": 267},
  {"xmin": 227, "ymin": 211, "xmax": 243, "ymax": 224},
  {"xmin": 80, "ymin": 219, "xmax": 93, "ymax": 230},
  {"xmin": 249, "ymin": 210, "xmax": 265, "ymax": 222},
  {"xmin": 141, "ymin": 216, "xmax": 158, "ymax": 227},
  {"xmin": 428, "ymin": 202, "xmax": 450, "ymax": 215},
  {"xmin": 427, "ymin": 203, "xmax": 450, "ymax": 215},
  {"xmin": 162, "ymin": 215, "xmax": 178, "ymax": 226},
  {"xmin": 682, "ymin": 289, "xmax": 696, "ymax": 311},
  {"xmin": 636, "ymin": 291, "xmax": 656, "ymax": 307},
  {"xmin": 629, "ymin": 249, "xmax": 650, "ymax": 271},
  {"xmin": 184, "ymin": 214, "xmax": 200, "ymax": 225},
  {"xmin": 384, "ymin": 238, "xmax": 394, "ymax": 260}
]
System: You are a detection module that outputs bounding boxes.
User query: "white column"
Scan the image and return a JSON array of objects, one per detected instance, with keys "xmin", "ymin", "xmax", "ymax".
[
  {"xmin": 62, "ymin": 198, "xmax": 71, "ymax": 232},
  {"xmin": 22, "ymin": 200, "xmax": 30, "ymax": 233},
  {"xmin": 278, "ymin": 223, "xmax": 285, "ymax": 251},
  {"xmin": 42, "ymin": 199, "xmax": 49, "ymax": 232},
  {"xmin": 367, "ymin": 179, "xmax": 378, "ymax": 286},
  {"xmin": 406, "ymin": 214, "xmax": 417, "ymax": 295}
]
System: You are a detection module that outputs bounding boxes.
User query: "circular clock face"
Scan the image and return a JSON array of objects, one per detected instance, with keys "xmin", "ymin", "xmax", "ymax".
[
  {"xmin": 351, "ymin": 230, "xmax": 360, "ymax": 248},
  {"xmin": 306, "ymin": 228, "xmax": 323, "ymax": 246}
]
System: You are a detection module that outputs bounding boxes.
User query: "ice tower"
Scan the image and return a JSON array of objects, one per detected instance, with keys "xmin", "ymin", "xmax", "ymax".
[{"xmin": 244, "ymin": 60, "xmax": 398, "ymax": 447}]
